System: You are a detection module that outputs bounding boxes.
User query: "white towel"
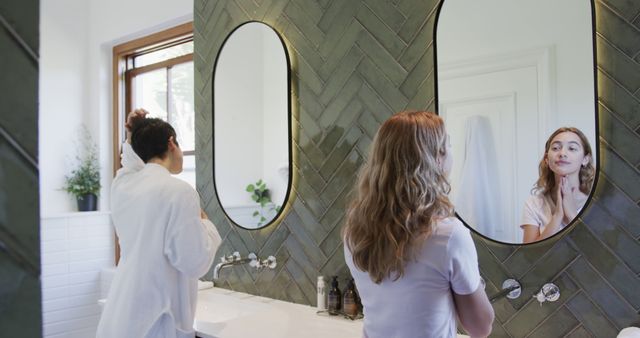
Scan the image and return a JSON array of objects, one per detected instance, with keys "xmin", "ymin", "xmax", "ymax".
[{"xmin": 454, "ymin": 116, "xmax": 502, "ymax": 238}]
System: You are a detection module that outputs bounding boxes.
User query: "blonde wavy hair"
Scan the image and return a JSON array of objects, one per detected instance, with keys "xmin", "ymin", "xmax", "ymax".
[
  {"xmin": 534, "ymin": 127, "xmax": 595, "ymax": 205},
  {"xmin": 343, "ymin": 111, "xmax": 454, "ymax": 284}
]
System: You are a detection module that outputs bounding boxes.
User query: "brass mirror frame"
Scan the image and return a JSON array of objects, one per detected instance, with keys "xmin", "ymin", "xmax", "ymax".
[{"xmin": 211, "ymin": 21, "xmax": 293, "ymax": 230}]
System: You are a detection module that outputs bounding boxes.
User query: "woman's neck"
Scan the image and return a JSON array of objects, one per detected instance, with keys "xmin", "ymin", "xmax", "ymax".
[
  {"xmin": 148, "ymin": 157, "xmax": 172, "ymax": 172},
  {"xmin": 556, "ymin": 172, "xmax": 581, "ymax": 190}
]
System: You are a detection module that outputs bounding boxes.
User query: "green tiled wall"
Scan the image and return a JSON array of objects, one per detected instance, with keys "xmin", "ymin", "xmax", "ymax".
[
  {"xmin": 195, "ymin": 0, "xmax": 640, "ymax": 336},
  {"xmin": 0, "ymin": 0, "xmax": 42, "ymax": 337}
]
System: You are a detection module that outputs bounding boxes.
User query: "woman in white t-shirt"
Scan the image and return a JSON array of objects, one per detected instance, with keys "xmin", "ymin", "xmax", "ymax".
[
  {"xmin": 521, "ymin": 127, "xmax": 595, "ymax": 243},
  {"xmin": 343, "ymin": 111, "xmax": 494, "ymax": 338}
]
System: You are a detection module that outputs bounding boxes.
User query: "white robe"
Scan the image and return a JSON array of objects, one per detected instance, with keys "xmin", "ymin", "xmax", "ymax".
[{"xmin": 96, "ymin": 143, "xmax": 222, "ymax": 338}]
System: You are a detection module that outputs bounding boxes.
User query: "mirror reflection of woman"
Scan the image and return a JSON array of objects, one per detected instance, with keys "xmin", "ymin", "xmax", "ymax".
[
  {"xmin": 343, "ymin": 111, "xmax": 494, "ymax": 338},
  {"xmin": 521, "ymin": 127, "xmax": 595, "ymax": 243}
]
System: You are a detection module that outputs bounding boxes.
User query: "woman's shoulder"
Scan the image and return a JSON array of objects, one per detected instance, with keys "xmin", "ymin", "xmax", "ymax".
[
  {"xmin": 170, "ymin": 178, "xmax": 198, "ymax": 198},
  {"xmin": 153, "ymin": 173, "xmax": 199, "ymax": 201},
  {"xmin": 431, "ymin": 217, "xmax": 469, "ymax": 244},
  {"xmin": 524, "ymin": 192, "xmax": 546, "ymax": 207}
]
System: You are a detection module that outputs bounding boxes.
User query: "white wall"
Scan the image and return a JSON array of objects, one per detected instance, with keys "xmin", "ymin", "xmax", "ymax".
[
  {"xmin": 39, "ymin": 0, "xmax": 193, "ymax": 216},
  {"xmin": 39, "ymin": 0, "xmax": 91, "ymax": 215}
]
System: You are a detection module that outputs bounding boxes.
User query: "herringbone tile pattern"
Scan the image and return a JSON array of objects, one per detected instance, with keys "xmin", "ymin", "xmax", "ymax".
[
  {"xmin": 0, "ymin": 0, "xmax": 41, "ymax": 336},
  {"xmin": 195, "ymin": 0, "xmax": 640, "ymax": 336}
]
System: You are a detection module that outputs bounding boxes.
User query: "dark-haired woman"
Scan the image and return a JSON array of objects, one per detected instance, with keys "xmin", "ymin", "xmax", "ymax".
[
  {"xmin": 521, "ymin": 127, "xmax": 595, "ymax": 243},
  {"xmin": 343, "ymin": 111, "xmax": 494, "ymax": 338},
  {"xmin": 97, "ymin": 109, "xmax": 221, "ymax": 338}
]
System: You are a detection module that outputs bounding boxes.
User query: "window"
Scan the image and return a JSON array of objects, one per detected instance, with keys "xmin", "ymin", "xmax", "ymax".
[{"xmin": 113, "ymin": 22, "xmax": 196, "ymax": 187}]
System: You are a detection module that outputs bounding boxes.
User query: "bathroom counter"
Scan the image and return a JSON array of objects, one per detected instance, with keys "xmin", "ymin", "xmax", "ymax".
[
  {"xmin": 195, "ymin": 287, "xmax": 362, "ymax": 338},
  {"xmin": 195, "ymin": 287, "xmax": 471, "ymax": 338}
]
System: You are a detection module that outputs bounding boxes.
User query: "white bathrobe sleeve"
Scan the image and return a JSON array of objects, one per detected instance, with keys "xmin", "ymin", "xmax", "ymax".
[
  {"xmin": 163, "ymin": 187, "xmax": 222, "ymax": 278},
  {"xmin": 115, "ymin": 142, "xmax": 145, "ymax": 179}
]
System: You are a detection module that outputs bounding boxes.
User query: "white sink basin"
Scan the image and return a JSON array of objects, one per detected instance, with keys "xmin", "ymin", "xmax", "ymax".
[
  {"xmin": 194, "ymin": 288, "xmax": 471, "ymax": 338},
  {"xmin": 194, "ymin": 288, "xmax": 361, "ymax": 338}
]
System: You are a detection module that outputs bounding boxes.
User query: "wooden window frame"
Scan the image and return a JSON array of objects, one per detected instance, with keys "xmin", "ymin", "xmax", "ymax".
[{"xmin": 112, "ymin": 22, "xmax": 193, "ymax": 263}]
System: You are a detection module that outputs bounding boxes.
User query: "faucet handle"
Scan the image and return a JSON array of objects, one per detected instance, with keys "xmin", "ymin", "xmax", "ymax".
[
  {"xmin": 248, "ymin": 254, "xmax": 277, "ymax": 269},
  {"xmin": 264, "ymin": 256, "xmax": 277, "ymax": 269},
  {"xmin": 232, "ymin": 251, "xmax": 241, "ymax": 261},
  {"xmin": 534, "ymin": 283, "xmax": 560, "ymax": 305},
  {"xmin": 248, "ymin": 253, "xmax": 258, "ymax": 267},
  {"xmin": 221, "ymin": 252, "xmax": 242, "ymax": 263}
]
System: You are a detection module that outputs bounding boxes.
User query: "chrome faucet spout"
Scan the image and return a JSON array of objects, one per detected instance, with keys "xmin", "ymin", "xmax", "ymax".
[
  {"xmin": 213, "ymin": 258, "xmax": 253, "ymax": 280},
  {"xmin": 489, "ymin": 278, "xmax": 522, "ymax": 303},
  {"xmin": 489, "ymin": 284, "xmax": 520, "ymax": 303}
]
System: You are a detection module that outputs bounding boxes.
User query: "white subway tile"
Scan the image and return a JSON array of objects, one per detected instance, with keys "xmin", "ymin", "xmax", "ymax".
[
  {"xmin": 42, "ymin": 263, "xmax": 68, "ymax": 277},
  {"xmin": 67, "ymin": 270, "xmax": 100, "ymax": 284},
  {"xmin": 42, "ymin": 274, "xmax": 68, "ymax": 289},
  {"xmin": 43, "ymin": 298, "xmax": 68, "ymax": 313},
  {"xmin": 68, "ymin": 214, "xmax": 111, "ymax": 227},
  {"xmin": 40, "ymin": 214, "xmax": 115, "ymax": 338},
  {"xmin": 67, "ymin": 282, "xmax": 99, "ymax": 297},
  {"xmin": 41, "ymin": 252, "xmax": 68, "ymax": 265},
  {"xmin": 67, "ymin": 236, "xmax": 112, "ymax": 251},
  {"xmin": 41, "ymin": 228, "xmax": 67, "ymax": 242},
  {"xmin": 41, "ymin": 217, "xmax": 67, "ymax": 229},
  {"xmin": 48, "ymin": 327, "xmax": 97, "ymax": 338},
  {"xmin": 41, "ymin": 240, "xmax": 67, "ymax": 253},
  {"xmin": 43, "ymin": 315, "xmax": 99, "ymax": 336},
  {"xmin": 43, "ymin": 304, "xmax": 100, "ymax": 325},
  {"xmin": 69, "ymin": 259, "xmax": 111, "ymax": 273},
  {"xmin": 68, "ymin": 248, "xmax": 111, "ymax": 262},
  {"xmin": 68, "ymin": 224, "xmax": 111, "ymax": 239},
  {"xmin": 42, "ymin": 286, "xmax": 68, "ymax": 301}
]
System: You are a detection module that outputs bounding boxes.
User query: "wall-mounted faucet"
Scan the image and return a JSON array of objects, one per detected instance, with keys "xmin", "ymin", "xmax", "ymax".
[{"xmin": 213, "ymin": 252, "xmax": 277, "ymax": 280}]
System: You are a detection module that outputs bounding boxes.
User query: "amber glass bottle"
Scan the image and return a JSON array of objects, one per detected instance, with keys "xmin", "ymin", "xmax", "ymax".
[{"xmin": 327, "ymin": 276, "xmax": 341, "ymax": 315}]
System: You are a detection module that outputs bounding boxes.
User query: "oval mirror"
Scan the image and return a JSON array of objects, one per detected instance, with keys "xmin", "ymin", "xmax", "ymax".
[
  {"xmin": 436, "ymin": 0, "xmax": 597, "ymax": 244},
  {"xmin": 213, "ymin": 22, "xmax": 291, "ymax": 230}
]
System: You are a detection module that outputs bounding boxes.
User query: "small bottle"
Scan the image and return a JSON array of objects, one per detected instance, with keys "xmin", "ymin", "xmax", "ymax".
[
  {"xmin": 342, "ymin": 278, "xmax": 358, "ymax": 317},
  {"xmin": 327, "ymin": 276, "xmax": 341, "ymax": 315},
  {"xmin": 317, "ymin": 276, "xmax": 326, "ymax": 311}
]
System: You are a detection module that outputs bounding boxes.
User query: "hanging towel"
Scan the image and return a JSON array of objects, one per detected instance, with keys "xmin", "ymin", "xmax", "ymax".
[{"xmin": 454, "ymin": 116, "xmax": 502, "ymax": 239}]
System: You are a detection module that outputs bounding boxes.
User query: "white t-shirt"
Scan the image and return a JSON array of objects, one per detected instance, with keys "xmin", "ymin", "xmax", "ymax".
[
  {"xmin": 344, "ymin": 217, "xmax": 481, "ymax": 338},
  {"xmin": 520, "ymin": 193, "xmax": 570, "ymax": 235}
]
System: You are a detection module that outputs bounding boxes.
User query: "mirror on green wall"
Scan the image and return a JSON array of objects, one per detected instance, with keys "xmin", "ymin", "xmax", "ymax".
[
  {"xmin": 213, "ymin": 22, "xmax": 292, "ymax": 230},
  {"xmin": 435, "ymin": 0, "xmax": 597, "ymax": 244}
]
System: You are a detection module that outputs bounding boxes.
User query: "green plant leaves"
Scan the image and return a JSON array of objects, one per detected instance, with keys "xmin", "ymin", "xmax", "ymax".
[
  {"xmin": 246, "ymin": 178, "xmax": 280, "ymax": 226},
  {"xmin": 63, "ymin": 133, "xmax": 101, "ymax": 198}
]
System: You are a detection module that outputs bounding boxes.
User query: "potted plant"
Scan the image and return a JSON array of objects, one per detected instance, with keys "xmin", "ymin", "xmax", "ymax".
[
  {"xmin": 63, "ymin": 128, "xmax": 101, "ymax": 211},
  {"xmin": 246, "ymin": 179, "xmax": 281, "ymax": 227}
]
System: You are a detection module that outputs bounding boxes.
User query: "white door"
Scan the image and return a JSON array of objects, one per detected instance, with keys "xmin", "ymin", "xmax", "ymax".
[{"xmin": 439, "ymin": 63, "xmax": 544, "ymax": 243}]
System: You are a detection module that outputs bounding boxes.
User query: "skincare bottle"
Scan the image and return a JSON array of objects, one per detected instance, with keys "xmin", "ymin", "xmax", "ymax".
[
  {"xmin": 327, "ymin": 276, "xmax": 341, "ymax": 315},
  {"xmin": 317, "ymin": 276, "xmax": 326, "ymax": 311},
  {"xmin": 342, "ymin": 278, "xmax": 358, "ymax": 317}
]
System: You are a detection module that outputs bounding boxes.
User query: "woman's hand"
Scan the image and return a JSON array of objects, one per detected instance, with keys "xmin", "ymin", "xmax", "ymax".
[
  {"xmin": 125, "ymin": 108, "xmax": 149, "ymax": 143},
  {"xmin": 551, "ymin": 183, "xmax": 564, "ymax": 225},
  {"xmin": 560, "ymin": 177, "xmax": 578, "ymax": 223}
]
